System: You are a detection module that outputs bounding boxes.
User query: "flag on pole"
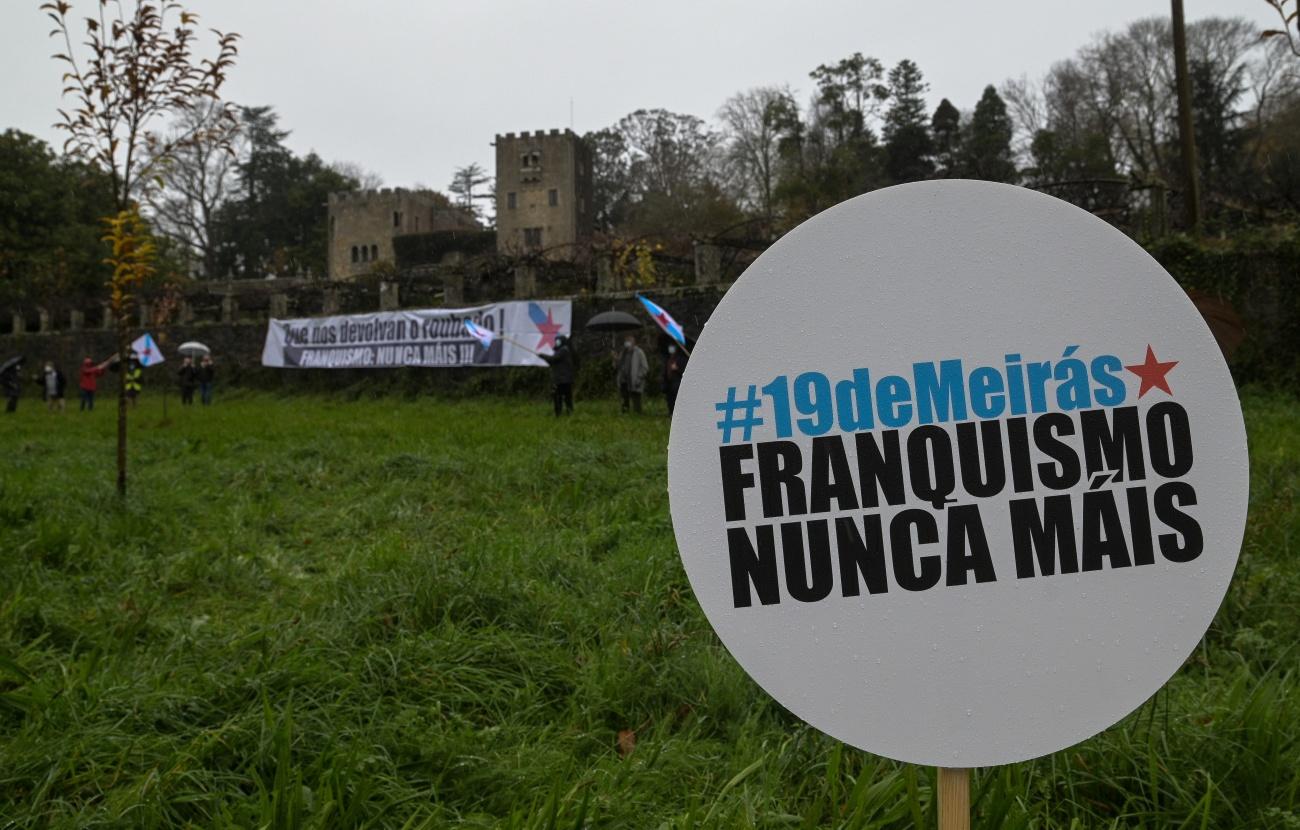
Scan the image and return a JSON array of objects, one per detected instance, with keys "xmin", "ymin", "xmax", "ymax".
[
  {"xmin": 464, "ymin": 319, "xmax": 496, "ymax": 349},
  {"xmin": 636, "ymin": 295, "xmax": 687, "ymax": 348},
  {"xmin": 130, "ymin": 332, "xmax": 165, "ymax": 366}
]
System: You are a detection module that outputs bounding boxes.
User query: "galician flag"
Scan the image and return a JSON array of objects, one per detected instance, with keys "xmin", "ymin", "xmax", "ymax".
[
  {"xmin": 636, "ymin": 295, "xmax": 687, "ymax": 348},
  {"xmin": 464, "ymin": 319, "xmax": 496, "ymax": 349},
  {"xmin": 130, "ymin": 332, "xmax": 165, "ymax": 366}
]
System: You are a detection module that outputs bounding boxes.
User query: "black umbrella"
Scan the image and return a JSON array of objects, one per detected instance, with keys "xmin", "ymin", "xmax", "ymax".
[
  {"xmin": 0, "ymin": 355, "xmax": 22, "ymax": 374},
  {"xmin": 584, "ymin": 310, "xmax": 642, "ymax": 332}
]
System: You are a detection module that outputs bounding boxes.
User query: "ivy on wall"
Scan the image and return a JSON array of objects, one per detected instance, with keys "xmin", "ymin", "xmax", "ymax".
[
  {"xmin": 392, "ymin": 230, "xmax": 496, "ymax": 268},
  {"xmin": 1146, "ymin": 228, "xmax": 1300, "ymax": 389}
]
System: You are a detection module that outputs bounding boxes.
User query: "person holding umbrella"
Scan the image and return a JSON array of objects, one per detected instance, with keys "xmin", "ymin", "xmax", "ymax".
[
  {"xmin": 583, "ymin": 310, "xmax": 645, "ymax": 413},
  {"xmin": 175, "ymin": 342, "xmax": 214, "ymax": 406},
  {"xmin": 615, "ymin": 334, "xmax": 648, "ymax": 414},
  {"xmin": 177, "ymin": 356, "xmax": 199, "ymax": 405},
  {"xmin": 1, "ymin": 356, "xmax": 23, "ymax": 414}
]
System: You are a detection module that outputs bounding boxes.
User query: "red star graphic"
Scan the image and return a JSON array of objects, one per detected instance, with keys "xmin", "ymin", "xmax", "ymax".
[
  {"xmin": 1125, "ymin": 345, "xmax": 1178, "ymax": 398},
  {"xmin": 534, "ymin": 308, "xmax": 563, "ymax": 351}
]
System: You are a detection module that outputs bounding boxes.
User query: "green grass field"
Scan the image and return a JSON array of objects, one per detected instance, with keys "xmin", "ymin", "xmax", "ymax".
[{"xmin": 1, "ymin": 389, "xmax": 1298, "ymax": 828}]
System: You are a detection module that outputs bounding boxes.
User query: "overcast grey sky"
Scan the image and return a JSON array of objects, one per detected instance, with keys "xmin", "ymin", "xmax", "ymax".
[{"xmin": 0, "ymin": 1, "xmax": 1277, "ymax": 192}]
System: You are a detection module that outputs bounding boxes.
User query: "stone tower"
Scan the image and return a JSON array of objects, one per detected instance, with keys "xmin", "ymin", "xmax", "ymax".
[
  {"xmin": 494, "ymin": 129, "xmax": 593, "ymax": 259},
  {"xmin": 328, "ymin": 188, "xmax": 480, "ymax": 280}
]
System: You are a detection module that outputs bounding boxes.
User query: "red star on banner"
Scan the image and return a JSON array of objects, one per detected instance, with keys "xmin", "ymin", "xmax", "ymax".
[
  {"xmin": 534, "ymin": 308, "xmax": 563, "ymax": 351},
  {"xmin": 1125, "ymin": 345, "xmax": 1178, "ymax": 397}
]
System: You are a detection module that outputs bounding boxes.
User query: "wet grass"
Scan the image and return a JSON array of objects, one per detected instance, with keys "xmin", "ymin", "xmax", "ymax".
[{"xmin": 0, "ymin": 388, "xmax": 1297, "ymax": 828}]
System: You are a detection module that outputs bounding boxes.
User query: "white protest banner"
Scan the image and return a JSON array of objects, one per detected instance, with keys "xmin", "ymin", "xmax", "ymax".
[
  {"xmin": 667, "ymin": 181, "xmax": 1249, "ymax": 772},
  {"xmin": 262, "ymin": 301, "xmax": 570, "ymax": 369}
]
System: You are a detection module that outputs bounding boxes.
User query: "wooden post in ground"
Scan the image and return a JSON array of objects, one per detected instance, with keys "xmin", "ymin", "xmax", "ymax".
[
  {"xmin": 1171, "ymin": 0, "xmax": 1202, "ymax": 235},
  {"xmin": 937, "ymin": 767, "xmax": 970, "ymax": 830}
]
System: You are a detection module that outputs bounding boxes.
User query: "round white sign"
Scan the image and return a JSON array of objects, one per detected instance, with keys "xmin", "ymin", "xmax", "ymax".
[{"xmin": 667, "ymin": 181, "xmax": 1248, "ymax": 767}]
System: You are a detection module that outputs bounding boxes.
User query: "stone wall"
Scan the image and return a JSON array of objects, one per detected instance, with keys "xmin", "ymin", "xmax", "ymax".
[
  {"xmin": 0, "ymin": 281, "xmax": 731, "ymax": 399},
  {"xmin": 3, "ymin": 240, "xmax": 1295, "ymax": 396}
]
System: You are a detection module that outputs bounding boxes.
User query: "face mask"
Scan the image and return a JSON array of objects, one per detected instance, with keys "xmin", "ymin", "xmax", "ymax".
[
  {"xmin": 624, "ymin": 340, "xmax": 633, "ymax": 348},
  {"xmin": 667, "ymin": 346, "xmax": 677, "ymax": 354}
]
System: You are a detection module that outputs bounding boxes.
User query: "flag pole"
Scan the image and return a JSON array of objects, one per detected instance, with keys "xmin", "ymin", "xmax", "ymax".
[{"xmin": 499, "ymin": 335, "xmax": 540, "ymax": 356}]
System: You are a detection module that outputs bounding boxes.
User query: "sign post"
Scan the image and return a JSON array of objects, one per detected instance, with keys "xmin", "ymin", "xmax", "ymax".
[
  {"xmin": 937, "ymin": 768, "xmax": 968, "ymax": 830},
  {"xmin": 666, "ymin": 181, "xmax": 1248, "ymax": 823}
]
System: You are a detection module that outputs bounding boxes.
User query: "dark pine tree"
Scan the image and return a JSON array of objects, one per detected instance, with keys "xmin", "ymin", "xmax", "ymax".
[
  {"xmin": 964, "ymin": 85, "xmax": 1017, "ymax": 183},
  {"xmin": 931, "ymin": 98, "xmax": 963, "ymax": 178},
  {"xmin": 883, "ymin": 59, "xmax": 934, "ymax": 183}
]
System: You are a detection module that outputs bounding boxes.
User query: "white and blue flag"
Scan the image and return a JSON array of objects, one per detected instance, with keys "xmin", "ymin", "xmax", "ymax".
[
  {"xmin": 463, "ymin": 319, "xmax": 496, "ymax": 350},
  {"xmin": 637, "ymin": 295, "xmax": 687, "ymax": 348},
  {"xmin": 130, "ymin": 332, "xmax": 165, "ymax": 366}
]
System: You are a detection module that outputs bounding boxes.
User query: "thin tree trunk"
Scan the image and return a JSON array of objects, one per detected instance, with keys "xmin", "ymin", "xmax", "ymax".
[
  {"xmin": 1171, "ymin": 0, "xmax": 1202, "ymax": 235},
  {"xmin": 116, "ymin": 318, "xmax": 128, "ymax": 496}
]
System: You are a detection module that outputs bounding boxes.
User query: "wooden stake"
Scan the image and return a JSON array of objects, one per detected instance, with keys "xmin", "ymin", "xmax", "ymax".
[{"xmin": 937, "ymin": 767, "xmax": 970, "ymax": 830}]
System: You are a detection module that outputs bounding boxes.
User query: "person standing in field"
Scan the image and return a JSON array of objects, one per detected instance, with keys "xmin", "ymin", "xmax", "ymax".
[
  {"xmin": 38, "ymin": 361, "xmax": 67, "ymax": 413},
  {"xmin": 540, "ymin": 334, "xmax": 576, "ymax": 416},
  {"xmin": 177, "ymin": 356, "xmax": 198, "ymax": 405},
  {"xmin": 198, "ymin": 355, "xmax": 215, "ymax": 406},
  {"xmin": 78, "ymin": 355, "xmax": 111, "ymax": 411},
  {"xmin": 662, "ymin": 344, "xmax": 687, "ymax": 415},
  {"xmin": 615, "ymin": 335, "xmax": 648, "ymax": 414},
  {"xmin": 1, "ymin": 357, "xmax": 22, "ymax": 414}
]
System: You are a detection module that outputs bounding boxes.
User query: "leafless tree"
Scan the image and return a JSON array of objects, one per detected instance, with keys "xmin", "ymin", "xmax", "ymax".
[
  {"xmin": 617, "ymin": 109, "xmax": 724, "ymax": 203},
  {"xmin": 333, "ymin": 160, "xmax": 384, "ymax": 190},
  {"xmin": 718, "ymin": 86, "xmax": 793, "ymax": 220},
  {"xmin": 1021, "ymin": 16, "xmax": 1276, "ymax": 183},
  {"xmin": 144, "ymin": 100, "xmax": 242, "ymax": 277},
  {"xmin": 1000, "ymin": 75, "xmax": 1046, "ymax": 166}
]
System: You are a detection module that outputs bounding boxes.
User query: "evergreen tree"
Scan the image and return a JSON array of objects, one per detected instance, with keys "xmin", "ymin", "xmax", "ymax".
[
  {"xmin": 1189, "ymin": 58, "xmax": 1245, "ymax": 202},
  {"xmin": 448, "ymin": 163, "xmax": 492, "ymax": 220},
  {"xmin": 210, "ymin": 107, "xmax": 359, "ymax": 278},
  {"xmin": 0, "ymin": 129, "xmax": 114, "ymax": 308},
  {"xmin": 883, "ymin": 59, "xmax": 934, "ymax": 183},
  {"xmin": 930, "ymin": 98, "xmax": 963, "ymax": 178},
  {"xmin": 963, "ymin": 86, "xmax": 1018, "ymax": 182}
]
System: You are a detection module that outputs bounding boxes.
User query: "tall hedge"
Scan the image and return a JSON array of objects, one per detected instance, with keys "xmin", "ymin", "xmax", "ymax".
[
  {"xmin": 1146, "ymin": 228, "xmax": 1300, "ymax": 390},
  {"xmin": 392, "ymin": 230, "xmax": 496, "ymax": 268}
]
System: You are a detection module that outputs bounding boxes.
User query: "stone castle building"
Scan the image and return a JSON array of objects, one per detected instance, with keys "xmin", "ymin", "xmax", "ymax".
[
  {"xmin": 328, "ymin": 188, "xmax": 479, "ymax": 280},
  {"xmin": 494, "ymin": 129, "xmax": 593, "ymax": 259}
]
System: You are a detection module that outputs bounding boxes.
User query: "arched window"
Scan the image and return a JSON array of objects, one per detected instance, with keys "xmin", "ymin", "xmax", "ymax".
[
  {"xmin": 351, "ymin": 246, "xmax": 359, "ymax": 263},
  {"xmin": 371, "ymin": 245, "xmax": 379, "ymax": 261}
]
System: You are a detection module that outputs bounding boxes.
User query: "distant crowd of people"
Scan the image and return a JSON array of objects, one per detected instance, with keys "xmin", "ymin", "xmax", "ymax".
[
  {"xmin": 536, "ymin": 333, "xmax": 687, "ymax": 418},
  {"xmin": 4, "ymin": 336, "xmax": 690, "ymax": 419},
  {"xmin": 0, "ymin": 351, "xmax": 216, "ymax": 414}
]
